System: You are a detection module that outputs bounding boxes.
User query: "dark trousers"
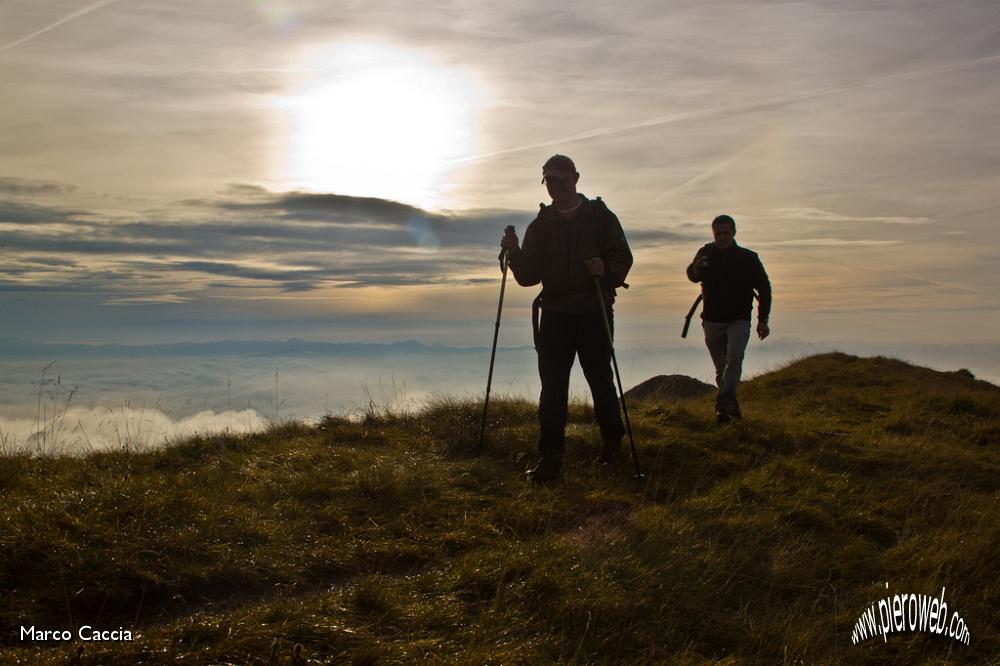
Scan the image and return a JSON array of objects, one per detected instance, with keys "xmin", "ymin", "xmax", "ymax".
[
  {"xmin": 536, "ymin": 308, "xmax": 625, "ymax": 452},
  {"xmin": 702, "ymin": 318, "xmax": 751, "ymax": 416}
]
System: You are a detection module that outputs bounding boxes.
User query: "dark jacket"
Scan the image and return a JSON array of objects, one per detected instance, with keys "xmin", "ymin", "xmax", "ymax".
[
  {"xmin": 686, "ymin": 242, "xmax": 771, "ymax": 323},
  {"xmin": 509, "ymin": 194, "xmax": 633, "ymax": 312}
]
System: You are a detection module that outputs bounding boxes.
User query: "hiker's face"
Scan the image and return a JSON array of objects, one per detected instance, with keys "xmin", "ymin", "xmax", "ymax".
[
  {"xmin": 712, "ymin": 222, "xmax": 735, "ymax": 249},
  {"xmin": 542, "ymin": 170, "xmax": 577, "ymax": 200}
]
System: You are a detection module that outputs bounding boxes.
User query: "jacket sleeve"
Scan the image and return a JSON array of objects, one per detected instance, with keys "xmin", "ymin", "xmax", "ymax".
[
  {"xmin": 508, "ymin": 216, "xmax": 544, "ymax": 287},
  {"xmin": 752, "ymin": 252, "xmax": 772, "ymax": 322},
  {"xmin": 601, "ymin": 208, "xmax": 633, "ymax": 289}
]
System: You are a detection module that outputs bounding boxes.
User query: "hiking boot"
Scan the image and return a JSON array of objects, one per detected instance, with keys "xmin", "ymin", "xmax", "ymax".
[
  {"xmin": 597, "ymin": 438, "xmax": 622, "ymax": 464},
  {"xmin": 526, "ymin": 448, "xmax": 563, "ymax": 483},
  {"xmin": 715, "ymin": 411, "xmax": 732, "ymax": 424}
]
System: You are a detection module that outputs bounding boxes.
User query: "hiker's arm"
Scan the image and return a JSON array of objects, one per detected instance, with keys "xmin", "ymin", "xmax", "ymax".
[
  {"xmin": 507, "ymin": 219, "xmax": 543, "ymax": 286},
  {"xmin": 753, "ymin": 254, "xmax": 772, "ymax": 334},
  {"xmin": 601, "ymin": 210, "xmax": 633, "ymax": 288}
]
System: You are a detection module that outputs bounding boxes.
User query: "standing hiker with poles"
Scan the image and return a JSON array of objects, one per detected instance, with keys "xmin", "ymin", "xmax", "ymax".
[
  {"xmin": 686, "ymin": 214, "xmax": 772, "ymax": 423},
  {"xmin": 499, "ymin": 154, "xmax": 634, "ymax": 483}
]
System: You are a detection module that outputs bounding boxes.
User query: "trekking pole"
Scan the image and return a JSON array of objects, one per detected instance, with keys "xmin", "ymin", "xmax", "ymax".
[
  {"xmin": 681, "ymin": 293, "xmax": 703, "ymax": 338},
  {"xmin": 592, "ymin": 275, "xmax": 644, "ymax": 481},
  {"xmin": 477, "ymin": 226, "xmax": 515, "ymax": 453}
]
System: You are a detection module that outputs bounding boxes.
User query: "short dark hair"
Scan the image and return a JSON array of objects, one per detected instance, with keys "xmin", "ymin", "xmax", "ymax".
[{"xmin": 712, "ymin": 214, "xmax": 736, "ymax": 230}]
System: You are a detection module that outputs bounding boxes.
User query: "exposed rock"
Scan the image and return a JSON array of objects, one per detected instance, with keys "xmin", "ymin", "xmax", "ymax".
[{"xmin": 625, "ymin": 374, "xmax": 715, "ymax": 403}]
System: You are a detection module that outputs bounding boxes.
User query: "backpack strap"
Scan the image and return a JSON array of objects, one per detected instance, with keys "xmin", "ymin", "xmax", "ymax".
[
  {"xmin": 590, "ymin": 196, "xmax": 629, "ymax": 290},
  {"xmin": 531, "ymin": 293, "xmax": 542, "ymax": 351}
]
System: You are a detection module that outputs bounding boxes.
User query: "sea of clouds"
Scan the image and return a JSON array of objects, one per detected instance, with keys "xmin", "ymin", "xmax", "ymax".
[{"xmin": 1, "ymin": 340, "xmax": 995, "ymax": 455}]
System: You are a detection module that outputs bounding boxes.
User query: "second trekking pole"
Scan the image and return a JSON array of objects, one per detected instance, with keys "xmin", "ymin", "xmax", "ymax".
[
  {"xmin": 477, "ymin": 225, "xmax": 515, "ymax": 453},
  {"xmin": 592, "ymin": 276, "xmax": 644, "ymax": 480}
]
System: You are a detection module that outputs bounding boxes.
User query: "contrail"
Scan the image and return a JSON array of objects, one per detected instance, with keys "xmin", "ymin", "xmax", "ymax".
[
  {"xmin": 0, "ymin": 0, "xmax": 124, "ymax": 55},
  {"xmin": 651, "ymin": 134, "xmax": 770, "ymax": 204},
  {"xmin": 447, "ymin": 52, "xmax": 1000, "ymax": 166}
]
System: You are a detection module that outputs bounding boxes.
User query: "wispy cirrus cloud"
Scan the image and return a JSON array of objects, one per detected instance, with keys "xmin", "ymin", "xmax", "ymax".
[
  {"xmin": 771, "ymin": 206, "xmax": 933, "ymax": 226},
  {"xmin": 758, "ymin": 238, "xmax": 903, "ymax": 247}
]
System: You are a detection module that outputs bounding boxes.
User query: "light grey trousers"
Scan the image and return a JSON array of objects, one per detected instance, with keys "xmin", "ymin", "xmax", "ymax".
[{"xmin": 702, "ymin": 319, "xmax": 751, "ymax": 416}]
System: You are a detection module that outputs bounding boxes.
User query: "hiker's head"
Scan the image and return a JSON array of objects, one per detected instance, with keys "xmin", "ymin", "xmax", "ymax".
[
  {"xmin": 541, "ymin": 154, "xmax": 579, "ymax": 202},
  {"xmin": 711, "ymin": 214, "xmax": 736, "ymax": 250}
]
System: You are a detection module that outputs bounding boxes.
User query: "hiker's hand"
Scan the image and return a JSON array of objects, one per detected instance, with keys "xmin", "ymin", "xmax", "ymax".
[
  {"xmin": 689, "ymin": 254, "xmax": 708, "ymax": 279},
  {"xmin": 500, "ymin": 228, "xmax": 519, "ymax": 252},
  {"xmin": 757, "ymin": 321, "xmax": 770, "ymax": 340},
  {"xmin": 585, "ymin": 257, "xmax": 605, "ymax": 277}
]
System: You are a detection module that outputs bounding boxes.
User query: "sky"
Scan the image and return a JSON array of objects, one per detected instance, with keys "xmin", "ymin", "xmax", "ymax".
[{"xmin": 1, "ymin": 1, "xmax": 999, "ymax": 439}]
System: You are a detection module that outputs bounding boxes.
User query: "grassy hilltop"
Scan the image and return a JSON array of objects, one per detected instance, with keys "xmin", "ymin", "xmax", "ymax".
[{"xmin": 1, "ymin": 352, "xmax": 999, "ymax": 665}]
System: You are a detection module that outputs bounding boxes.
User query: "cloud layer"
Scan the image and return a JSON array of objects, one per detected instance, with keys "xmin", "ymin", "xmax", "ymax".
[
  {"xmin": 2, "ymin": 340, "xmax": 996, "ymax": 455},
  {"xmin": 0, "ymin": 406, "xmax": 267, "ymax": 456},
  {"xmin": 0, "ymin": 185, "xmax": 690, "ymax": 298}
]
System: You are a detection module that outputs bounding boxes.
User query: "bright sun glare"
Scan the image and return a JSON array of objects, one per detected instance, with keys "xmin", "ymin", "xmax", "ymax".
[{"xmin": 277, "ymin": 41, "xmax": 481, "ymax": 210}]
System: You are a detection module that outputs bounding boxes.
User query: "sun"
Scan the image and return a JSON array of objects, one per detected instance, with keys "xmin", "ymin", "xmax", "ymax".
[{"xmin": 276, "ymin": 40, "xmax": 481, "ymax": 210}]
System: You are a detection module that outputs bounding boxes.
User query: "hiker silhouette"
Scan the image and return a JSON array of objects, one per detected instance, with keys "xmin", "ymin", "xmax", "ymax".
[
  {"xmin": 686, "ymin": 214, "xmax": 771, "ymax": 423},
  {"xmin": 500, "ymin": 154, "xmax": 633, "ymax": 481}
]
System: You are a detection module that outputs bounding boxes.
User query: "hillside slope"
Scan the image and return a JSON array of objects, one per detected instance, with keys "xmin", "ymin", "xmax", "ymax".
[{"xmin": 2, "ymin": 353, "xmax": 998, "ymax": 664}]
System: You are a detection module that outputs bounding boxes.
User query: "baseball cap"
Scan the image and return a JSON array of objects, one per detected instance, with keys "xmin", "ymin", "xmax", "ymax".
[{"xmin": 541, "ymin": 154, "xmax": 577, "ymax": 183}]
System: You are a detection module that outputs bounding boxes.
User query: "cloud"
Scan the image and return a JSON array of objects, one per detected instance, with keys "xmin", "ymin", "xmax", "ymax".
[
  {"xmin": 627, "ymin": 228, "xmax": 699, "ymax": 245},
  {"xmin": 772, "ymin": 207, "xmax": 933, "ymax": 226},
  {"xmin": 103, "ymin": 294, "xmax": 191, "ymax": 305},
  {"xmin": 0, "ymin": 405, "xmax": 267, "ymax": 455},
  {"xmin": 0, "ymin": 187, "xmax": 500, "ymax": 292},
  {"xmin": 219, "ymin": 187, "xmax": 421, "ymax": 220},
  {"xmin": 0, "ymin": 177, "xmax": 78, "ymax": 197},
  {"xmin": 0, "ymin": 200, "xmax": 86, "ymax": 225},
  {"xmin": 14, "ymin": 256, "xmax": 80, "ymax": 268},
  {"xmin": 759, "ymin": 238, "xmax": 903, "ymax": 247},
  {"xmin": 1, "ymin": 185, "xmax": 672, "ymax": 296}
]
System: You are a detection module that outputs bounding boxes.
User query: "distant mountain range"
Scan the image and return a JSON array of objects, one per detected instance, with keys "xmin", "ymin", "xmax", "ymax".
[{"xmin": 0, "ymin": 338, "xmax": 527, "ymax": 358}]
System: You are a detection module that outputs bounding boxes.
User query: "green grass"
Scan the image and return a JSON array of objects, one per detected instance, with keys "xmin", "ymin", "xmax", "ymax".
[{"xmin": 2, "ymin": 353, "xmax": 999, "ymax": 664}]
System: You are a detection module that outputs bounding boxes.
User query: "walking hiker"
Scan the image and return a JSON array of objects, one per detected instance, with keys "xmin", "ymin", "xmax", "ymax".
[
  {"xmin": 686, "ymin": 214, "xmax": 772, "ymax": 423},
  {"xmin": 499, "ymin": 154, "xmax": 633, "ymax": 482}
]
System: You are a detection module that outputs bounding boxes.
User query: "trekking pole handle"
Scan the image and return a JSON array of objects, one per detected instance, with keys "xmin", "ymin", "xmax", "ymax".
[
  {"xmin": 503, "ymin": 225, "xmax": 516, "ymax": 251},
  {"xmin": 499, "ymin": 226, "xmax": 516, "ymax": 271}
]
